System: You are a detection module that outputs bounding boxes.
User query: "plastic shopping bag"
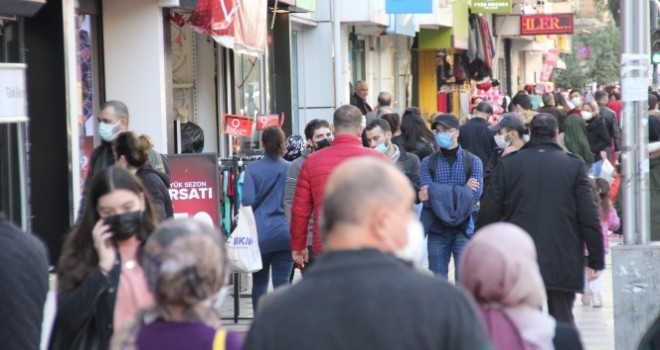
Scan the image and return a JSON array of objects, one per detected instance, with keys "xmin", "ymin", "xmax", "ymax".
[
  {"xmin": 600, "ymin": 159, "xmax": 615, "ymax": 184},
  {"xmin": 226, "ymin": 206, "xmax": 262, "ymax": 273}
]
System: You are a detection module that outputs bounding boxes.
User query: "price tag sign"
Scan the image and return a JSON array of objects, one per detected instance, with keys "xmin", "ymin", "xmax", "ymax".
[
  {"xmin": 223, "ymin": 114, "xmax": 253, "ymax": 137},
  {"xmin": 256, "ymin": 114, "xmax": 280, "ymax": 130}
]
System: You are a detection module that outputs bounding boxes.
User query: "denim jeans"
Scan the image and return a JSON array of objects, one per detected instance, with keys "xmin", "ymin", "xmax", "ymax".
[
  {"xmin": 252, "ymin": 250, "xmax": 294, "ymax": 311},
  {"xmin": 427, "ymin": 232, "xmax": 469, "ymax": 280}
]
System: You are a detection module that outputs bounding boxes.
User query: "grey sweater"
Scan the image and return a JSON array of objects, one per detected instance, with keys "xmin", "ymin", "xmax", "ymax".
[{"xmin": 284, "ymin": 148, "xmax": 314, "ymax": 246}]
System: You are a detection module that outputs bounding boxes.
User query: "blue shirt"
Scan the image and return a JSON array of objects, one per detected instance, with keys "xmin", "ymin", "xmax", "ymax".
[
  {"xmin": 242, "ymin": 156, "xmax": 290, "ymax": 253},
  {"xmin": 420, "ymin": 146, "xmax": 483, "ymax": 234}
]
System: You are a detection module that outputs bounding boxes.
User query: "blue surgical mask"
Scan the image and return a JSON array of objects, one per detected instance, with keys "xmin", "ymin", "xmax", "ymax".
[
  {"xmin": 375, "ymin": 142, "xmax": 389, "ymax": 154},
  {"xmin": 435, "ymin": 132, "xmax": 454, "ymax": 148},
  {"xmin": 99, "ymin": 120, "xmax": 121, "ymax": 142}
]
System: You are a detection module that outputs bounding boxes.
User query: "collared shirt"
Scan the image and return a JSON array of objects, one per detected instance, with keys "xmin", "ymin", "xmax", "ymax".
[
  {"xmin": 389, "ymin": 144, "xmax": 401, "ymax": 163},
  {"xmin": 420, "ymin": 146, "xmax": 484, "ymax": 205}
]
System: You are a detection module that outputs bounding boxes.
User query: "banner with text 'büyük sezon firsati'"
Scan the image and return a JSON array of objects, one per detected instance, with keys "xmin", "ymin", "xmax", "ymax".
[{"xmin": 168, "ymin": 153, "xmax": 220, "ymax": 228}]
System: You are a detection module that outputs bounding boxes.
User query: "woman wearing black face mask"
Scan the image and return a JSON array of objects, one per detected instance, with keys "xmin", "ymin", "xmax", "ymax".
[{"xmin": 49, "ymin": 166, "xmax": 158, "ymax": 350}]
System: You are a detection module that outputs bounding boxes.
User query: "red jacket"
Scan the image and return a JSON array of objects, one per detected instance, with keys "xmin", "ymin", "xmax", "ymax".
[{"xmin": 290, "ymin": 134, "xmax": 386, "ymax": 253}]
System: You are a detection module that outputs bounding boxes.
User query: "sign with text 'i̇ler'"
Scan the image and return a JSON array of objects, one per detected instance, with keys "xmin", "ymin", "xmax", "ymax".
[
  {"xmin": 385, "ymin": 0, "xmax": 432, "ymax": 14},
  {"xmin": 520, "ymin": 14, "xmax": 574, "ymax": 36},
  {"xmin": 168, "ymin": 153, "xmax": 220, "ymax": 228},
  {"xmin": 472, "ymin": 0, "xmax": 512, "ymax": 14}
]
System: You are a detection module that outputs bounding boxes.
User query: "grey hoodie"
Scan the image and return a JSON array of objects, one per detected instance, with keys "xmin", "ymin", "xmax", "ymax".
[{"xmin": 284, "ymin": 147, "xmax": 314, "ymax": 245}]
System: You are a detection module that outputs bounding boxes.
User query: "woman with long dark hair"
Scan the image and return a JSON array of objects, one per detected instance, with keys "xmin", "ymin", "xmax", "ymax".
[
  {"xmin": 242, "ymin": 126, "xmax": 293, "ymax": 311},
  {"xmin": 399, "ymin": 107, "xmax": 435, "ymax": 160},
  {"xmin": 50, "ymin": 166, "xmax": 159, "ymax": 350}
]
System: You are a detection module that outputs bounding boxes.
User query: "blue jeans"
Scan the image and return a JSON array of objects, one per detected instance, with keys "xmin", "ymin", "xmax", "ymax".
[
  {"xmin": 427, "ymin": 232, "xmax": 469, "ymax": 280},
  {"xmin": 252, "ymin": 250, "xmax": 294, "ymax": 311}
]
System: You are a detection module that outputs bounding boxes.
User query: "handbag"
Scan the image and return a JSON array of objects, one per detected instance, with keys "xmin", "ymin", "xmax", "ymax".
[{"xmin": 226, "ymin": 206, "xmax": 262, "ymax": 273}]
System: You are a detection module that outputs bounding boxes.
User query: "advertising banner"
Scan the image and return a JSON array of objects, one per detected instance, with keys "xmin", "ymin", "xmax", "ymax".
[
  {"xmin": 385, "ymin": 0, "xmax": 432, "ymax": 14},
  {"xmin": 168, "ymin": 153, "xmax": 220, "ymax": 228},
  {"xmin": 540, "ymin": 49, "xmax": 559, "ymax": 82},
  {"xmin": 472, "ymin": 0, "xmax": 512, "ymax": 14},
  {"xmin": 520, "ymin": 14, "xmax": 574, "ymax": 35}
]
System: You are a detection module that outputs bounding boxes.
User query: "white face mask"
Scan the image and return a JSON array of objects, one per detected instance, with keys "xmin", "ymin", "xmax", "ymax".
[
  {"xmin": 494, "ymin": 134, "xmax": 511, "ymax": 149},
  {"xmin": 523, "ymin": 134, "xmax": 530, "ymax": 143},
  {"xmin": 394, "ymin": 219, "xmax": 425, "ymax": 263},
  {"xmin": 98, "ymin": 120, "xmax": 122, "ymax": 142},
  {"xmin": 571, "ymin": 97, "xmax": 583, "ymax": 107},
  {"xmin": 581, "ymin": 111, "xmax": 594, "ymax": 121}
]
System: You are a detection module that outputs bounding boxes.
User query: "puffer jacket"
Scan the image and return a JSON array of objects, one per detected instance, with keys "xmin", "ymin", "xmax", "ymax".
[{"xmin": 290, "ymin": 135, "xmax": 386, "ymax": 253}]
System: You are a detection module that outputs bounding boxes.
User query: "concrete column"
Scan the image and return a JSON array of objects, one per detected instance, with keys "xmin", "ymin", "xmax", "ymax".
[{"xmin": 103, "ymin": 0, "xmax": 170, "ymax": 153}]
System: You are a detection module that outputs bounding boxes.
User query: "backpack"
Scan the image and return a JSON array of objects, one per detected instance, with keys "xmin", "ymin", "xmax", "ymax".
[{"xmin": 428, "ymin": 149, "xmax": 473, "ymax": 183}]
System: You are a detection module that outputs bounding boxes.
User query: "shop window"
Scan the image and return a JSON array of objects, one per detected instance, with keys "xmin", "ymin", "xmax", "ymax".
[{"xmin": 233, "ymin": 53, "xmax": 266, "ymax": 153}]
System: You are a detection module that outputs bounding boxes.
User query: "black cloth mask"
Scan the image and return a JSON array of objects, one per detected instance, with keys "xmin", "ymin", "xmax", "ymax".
[
  {"xmin": 316, "ymin": 138, "xmax": 332, "ymax": 150},
  {"xmin": 104, "ymin": 211, "xmax": 143, "ymax": 240}
]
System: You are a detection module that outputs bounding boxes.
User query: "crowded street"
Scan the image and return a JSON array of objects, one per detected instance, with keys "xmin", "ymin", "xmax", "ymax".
[{"xmin": 2, "ymin": 0, "xmax": 660, "ymax": 349}]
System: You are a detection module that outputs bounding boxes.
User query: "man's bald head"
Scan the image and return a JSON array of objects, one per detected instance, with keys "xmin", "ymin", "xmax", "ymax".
[{"xmin": 321, "ymin": 157, "xmax": 414, "ymax": 243}]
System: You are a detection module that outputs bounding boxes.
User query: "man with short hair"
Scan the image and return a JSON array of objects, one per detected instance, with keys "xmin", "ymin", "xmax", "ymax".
[
  {"xmin": 283, "ymin": 119, "xmax": 333, "ymax": 273},
  {"xmin": 366, "ymin": 92, "xmax": 393, "ymax": 123},
  {"xmin": 246, "ymin": 158, "xmax": 492, "ymax": 350},
  {"xmin": 539, "ymin": 92, "xmax": 567, "ymax": 131},
  {"xmin": 419, "ymin": 114, "xmax": 483, "ymax": 279},
  {"xmin": 594, "ymin": 90, "xmax": 621, "ymax": 158},
  {"xmin": 365, "ymin": 119, "xmax": 420, "ymax": 194},
  {"xmin": 290, "ymin": 105, "xmax": 385, "ymax": 265},
  {"xmin": 350, "ymin": 80, "xmax": 372, "ymax": 116},
  {"xmin": 458, "ymin": 102, "xmax": 497, "ymax": 166},
  {"xmin": 477, "ymin": 113, "xmax": 605, "ymax": 325}
]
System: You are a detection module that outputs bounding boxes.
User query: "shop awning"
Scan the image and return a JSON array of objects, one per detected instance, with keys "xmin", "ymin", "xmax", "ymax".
[
  {"xmin": 417, "ymin": 0, "xmax": 468, "ymax": 50},
  {"xmin": 0, "ymin": 0, "xmax": 46, "ymax": 17}
]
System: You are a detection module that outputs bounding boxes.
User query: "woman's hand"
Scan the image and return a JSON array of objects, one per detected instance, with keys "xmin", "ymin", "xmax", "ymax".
[{"xmin": 92, "ymin": 219, "xmax": 116, "ymax": 274}]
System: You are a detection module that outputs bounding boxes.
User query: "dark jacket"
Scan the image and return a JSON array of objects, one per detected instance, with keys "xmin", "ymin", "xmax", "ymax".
[
  {"xmin": 404, "ymin": 139, "xmax": 435, "ymax": 160},
  {"xmin": 476, "ymin": 139, "xmax": 605, "ymax": 292},
  {"xmin": 0, "ymin": 216, "xmax": 49, "ymax": 350},
  {"xmin": 50, "ymin": 261, "xmax": 121, "ymax": 350},
  {"xmin": 483, "ymin": 147, "xmax": 504, "ymax": 191},
  {"xmin": 585, "ymin": 115, "xmax": 611, "ymax": 155},
  {"xmin": 421, "ymin": 184, "xmax": 474, "ymax": 235},
  {"xmin": 136, "ymin": 166, "xmax": 173, "ymax": 221},
  {"xmin": 350, "ymin": 92, "xmax": 372, "ymax": 116},
  {"xmin": 650, "ymin": 147, "xmax": 660, "ymax": 241},
  {"xmin": 394, "ymin": 145, "xmax": 421, "ymax": 195},
  {"xmin": 290, "ymin": 135, "xmax": 386, "ymax": 254},
  {"xmin": 598, "ymin": 103, "xmax": 621, "ymax": 151},
  {"xmin": 458, "ymin": 117, "xmax": 496, "ymax": 166},
  {"xmin": 244, "ymin": 249, "xmax": 492, "ymax": 350},
  {"xmin": 539, "ymin": 105, "xmax": 568, "ymax": 132}
]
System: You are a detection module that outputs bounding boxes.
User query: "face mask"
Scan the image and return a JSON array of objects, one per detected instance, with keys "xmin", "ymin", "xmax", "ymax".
[
  {"xmin": 523, "ymin": 134, "xmax": 530, "ymax": 143},
  {"xmin": 315, "ymin": 138, "xmax": 332, "ymax": 150},
  {"xmin": 581, "ymin": 111, "xmax": 594, "ymax": 121},
  {"xmin": 395, "ymin": 219, "xmax": 425, "ymax": 263},
  {"xmin": 98, "ymin": 120, "xmax": 122, "ymax": 142},
  {"xmin": 571, "ymin": 97, "xmax": 582, "ymax": 108},
  {"xmin": 104, "ymin": 210, "xmax": 143, "ymax": 240},
  {"xmin": 374, "ymin": 140, "xmax": 389, "ymax": 154},
  {"xmin": 435, "ymin": 132, "xmax": 454, "ymax": 148},
  {"xmin": 494, "ymin": 134, "xmax": 511, "ymax": 149}
]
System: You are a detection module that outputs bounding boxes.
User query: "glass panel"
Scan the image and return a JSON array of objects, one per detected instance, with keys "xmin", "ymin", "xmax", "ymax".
[
  {"xmin": 291, "ymin": 30, "xmax": 300, "ymax": 135},
  {"xmin": 76, "ymin": 13, "xmax": 97, "ymax": 192},
  {"xmin": 234, "ymin": 53, "xmax": 264, "ymax": 152}
]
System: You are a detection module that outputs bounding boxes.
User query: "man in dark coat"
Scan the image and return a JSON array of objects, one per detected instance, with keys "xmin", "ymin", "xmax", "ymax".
[
  {"xmin": 0, "ymin": 215, "xmax": 50, "ymax": 350},
  {"xmin": 350, "ymin": 80, "xmax": 372, "ymax": 116},
  {"xmin": 246, "ymin": 157, "xmax": 491, "ymax": 350},
  {"xmin": 594, "ymin": 91, "xmax": 621, "ymax": 158},
  {"xmin": 476, "ymin": 113, "xmax": 604, "ymax": 326},
  {"xmin": 459, "ymin": 101, "xmax": 497, "ymax": 166},
  {"xmin": 538, "ymin": 93, "xmax": 567, "ymax": 131}
]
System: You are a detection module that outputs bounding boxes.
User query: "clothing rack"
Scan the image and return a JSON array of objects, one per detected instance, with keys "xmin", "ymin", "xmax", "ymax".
[{"xmin": 218, "ymin": 155, "xmax": 263, "ymax": 324}]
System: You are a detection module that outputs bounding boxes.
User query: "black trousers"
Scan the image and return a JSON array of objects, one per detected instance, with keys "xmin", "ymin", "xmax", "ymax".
[{"xmin": 547, "ymin": 290, "xmax": 576, "ymax": 326}]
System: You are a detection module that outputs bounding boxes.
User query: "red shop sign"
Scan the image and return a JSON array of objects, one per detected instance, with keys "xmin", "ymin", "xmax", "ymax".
[
  {"xmin": 168, "ymin": 153, "xmax": 220, "ymax": 228},
  {"xmin": 223, "ymin": 114, "xmax": 253, "ymax": 137},
  {"xmin": 256, "ymin": 113, "xmax": 285, "ymax": 130},
  {"xmin": 520, "ymin": 14, "xmax": 574, "ymax": 35}
]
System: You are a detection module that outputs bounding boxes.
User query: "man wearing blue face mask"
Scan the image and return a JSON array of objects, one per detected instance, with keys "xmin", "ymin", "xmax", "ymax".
[
  {"xmin": 364, "ymin": 119, "xmax": 421, "ymax": 196},
  {"xmin": 418, "ymin": 114, "xmax": 483, "ymax": 280}
]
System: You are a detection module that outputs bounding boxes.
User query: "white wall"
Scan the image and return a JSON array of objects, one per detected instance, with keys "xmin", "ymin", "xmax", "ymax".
[
  {"xmin": 195, "ymin": 34, "xmax": 219, "ymax": 154},
  {"xmin": 103, "ymin": 0, "xmax": 169, "ymax": 153}
]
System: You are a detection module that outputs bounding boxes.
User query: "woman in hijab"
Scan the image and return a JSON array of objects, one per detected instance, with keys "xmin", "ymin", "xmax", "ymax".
[
  {"xmin": 560, "ymin": 111, "xmax": 594, "ymax": 170},
  {"xmin": 461, "ymin": 223, "xmax": 583, "ymax": 350}
]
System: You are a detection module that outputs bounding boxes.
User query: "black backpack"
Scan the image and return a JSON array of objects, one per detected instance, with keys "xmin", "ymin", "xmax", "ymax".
[{"xmin": 428, "ymin": 149, "xmax": 473, "ymax": 183}]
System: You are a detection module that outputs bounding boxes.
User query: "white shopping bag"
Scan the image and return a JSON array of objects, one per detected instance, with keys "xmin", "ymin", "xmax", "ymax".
[
  {"xmin": 600, "ymin": 159, "xmax": 615, "ymax": 184},
  {"xmin": 226, "ymin": 206, "xmax": 262, "ymax": 273}
]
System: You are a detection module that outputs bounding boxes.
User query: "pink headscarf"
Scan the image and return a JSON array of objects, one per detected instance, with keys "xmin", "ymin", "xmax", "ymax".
[{"xmin": 460, "ymin": 223, "xmax": 556, "ymax": 350}]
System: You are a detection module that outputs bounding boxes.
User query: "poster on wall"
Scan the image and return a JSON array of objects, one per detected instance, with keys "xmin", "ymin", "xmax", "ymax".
[
  {"xmin": 540, "ymin": 49, "xmax": 559, "ymax": 82},
  {"xmin": 168, "ymin": 153, "xmax": 221, "ymax": 229},
  {"xmin": 472, "ymin": 0, "xmax": 511, "ymax": 14}
]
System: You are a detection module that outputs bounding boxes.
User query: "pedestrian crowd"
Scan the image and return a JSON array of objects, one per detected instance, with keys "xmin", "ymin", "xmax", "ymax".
[{"xmin": 4, "ymin": 82, "xmax": 660, "ymax": 350}]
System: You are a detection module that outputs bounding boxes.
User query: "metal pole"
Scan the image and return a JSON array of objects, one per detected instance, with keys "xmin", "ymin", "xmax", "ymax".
[
  {"xmin": 332, "ymin": 0, "xmax": 344, "ymax": 108},
  {"xmin": 620, "ymin": 0, "xmax": 651, "ymax": 245}
]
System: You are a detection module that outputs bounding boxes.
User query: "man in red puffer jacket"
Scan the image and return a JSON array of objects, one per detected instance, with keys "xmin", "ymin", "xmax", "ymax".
[{"xmin": 291, "ymin": 105, "xmax": 386, "ymax": 265}]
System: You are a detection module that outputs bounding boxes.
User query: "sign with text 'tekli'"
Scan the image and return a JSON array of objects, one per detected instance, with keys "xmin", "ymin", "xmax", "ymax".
[{"xmin": 520, "ymin": 14, "xmax": 574, "ymax": 36}]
